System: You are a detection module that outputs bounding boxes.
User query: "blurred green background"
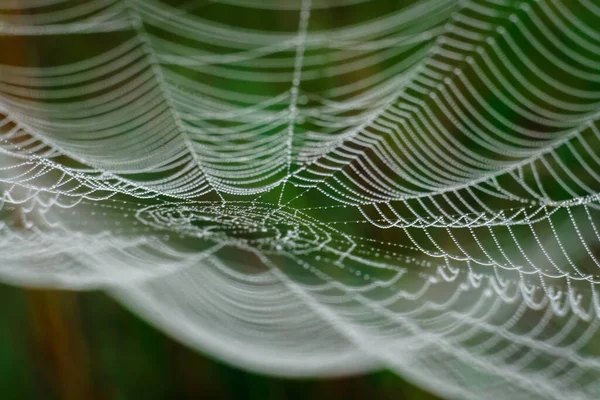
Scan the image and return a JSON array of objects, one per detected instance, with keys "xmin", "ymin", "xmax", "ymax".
[{"xmin": 0, "ymin": 284, "xmax": 441, "ymax": 400}]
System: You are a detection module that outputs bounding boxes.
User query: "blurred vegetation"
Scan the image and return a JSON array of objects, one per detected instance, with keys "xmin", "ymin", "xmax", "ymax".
[{"xmin": 0, "ymin": 284, "xmax": 441, "ymax": 400}]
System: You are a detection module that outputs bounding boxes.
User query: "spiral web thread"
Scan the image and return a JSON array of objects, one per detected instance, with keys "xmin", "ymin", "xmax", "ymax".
[{"xmin": 2, "ymin": 0, "xmax": 600, "ymax": 398}]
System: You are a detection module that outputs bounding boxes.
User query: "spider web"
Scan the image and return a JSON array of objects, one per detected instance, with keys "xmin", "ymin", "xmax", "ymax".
[{"xmin": 1, "ymin": 0, "xmax": 600, "ymax": 399}]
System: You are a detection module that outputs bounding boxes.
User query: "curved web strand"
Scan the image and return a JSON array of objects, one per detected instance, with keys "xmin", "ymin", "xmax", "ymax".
[{"xmin": 289, "ymin": 0, "xmax": 600, "ymax": 204}]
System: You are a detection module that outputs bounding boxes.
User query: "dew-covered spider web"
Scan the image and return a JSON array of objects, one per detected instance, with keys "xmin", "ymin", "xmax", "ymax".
[{"xmin": 2, "ymin": 0, "xmax": 600, "ymax": 398}]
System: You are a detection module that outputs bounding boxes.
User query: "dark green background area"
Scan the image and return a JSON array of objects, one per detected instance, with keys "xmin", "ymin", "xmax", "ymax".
[{"xmin": 0, "ymin": 284, "xmax": 440, "ymax": 400}]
